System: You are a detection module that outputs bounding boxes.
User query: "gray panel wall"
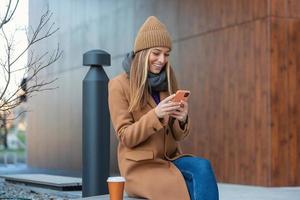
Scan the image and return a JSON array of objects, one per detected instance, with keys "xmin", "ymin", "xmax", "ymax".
[{"xmin": 27, "ymin": 0, "xmax": 137, "ymax": 173}]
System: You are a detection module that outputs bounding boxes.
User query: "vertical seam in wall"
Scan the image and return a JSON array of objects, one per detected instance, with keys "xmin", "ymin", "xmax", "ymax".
[
  {"xmin": 266, "ymin": 0, "xmax": 273, "ymax": 186},
  {"xmin": 267, "ymin": 0, "xmax": 272, "ymax": 185},
  {"xmin": 268, "ymin": 0, "xmax": 271, "ymax": 17},
  {"xmin": 267, "ymin": 0, "xmax": 271, "ymax": 18},
  {"xmin": 284, "ymin": 8, "xmax": 291, "ymax": 185},
  {"xmin": 285, "ymin": 0, "xmax": 289, "ymax": 17}
]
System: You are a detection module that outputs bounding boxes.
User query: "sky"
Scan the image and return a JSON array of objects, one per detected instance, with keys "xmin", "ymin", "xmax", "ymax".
[{"xmin": 0, "ymin": 0, "xmax": 28, "ymax": 97}]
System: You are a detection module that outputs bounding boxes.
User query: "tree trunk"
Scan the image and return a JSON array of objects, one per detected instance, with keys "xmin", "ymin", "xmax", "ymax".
[{"xmin": 3, "ymin": 117, "xmax": 8, "ymax": 149}]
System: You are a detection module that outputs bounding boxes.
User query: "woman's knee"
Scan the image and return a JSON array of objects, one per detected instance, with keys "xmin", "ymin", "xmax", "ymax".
[{"xmin": 174, "ymin": 156, "xmax": 214, "ymax": 174}]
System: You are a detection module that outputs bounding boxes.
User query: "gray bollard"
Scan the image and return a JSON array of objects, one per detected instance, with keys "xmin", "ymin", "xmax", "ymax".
[{"xmin": 82, "ymin": 50, "xmax": 111, "ymax": 197}]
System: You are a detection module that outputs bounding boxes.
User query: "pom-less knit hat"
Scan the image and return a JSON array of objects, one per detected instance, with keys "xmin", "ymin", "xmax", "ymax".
[{"xmin": 134, "ymin": 16, "xmax": 172, "ymax": 54}]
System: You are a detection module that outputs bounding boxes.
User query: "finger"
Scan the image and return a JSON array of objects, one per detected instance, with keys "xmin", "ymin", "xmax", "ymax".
[
  {"xmin": 162, "ymin": 105, "xmax": 181, "ymax": 112},
  {"xmin": 180, "ymin": 100, "xmax": 188, "ymax": 107},
  {"xmin": 170, "ymin": 111, "xmax": 183, "ymax": 116},
  {"xmin": 165, "ymin": 110, "xmax": 180, "ymax": 116},
  {"xmin": 181, "ymin": 100, "xmax": 188, "ymax": 105},
  {"xmin": 161, "ymin": 94, "xmax": 175, "ymax": 103},
  {"xmin": 170, "ymin": 113, "xmax": 179, "ymax": 117},
  {"xmin": 171, "ymin": 107, "xmax": 184, "ymax": 113},
  {"xmin": 170, "ymin": 115, "xmax": 184, "ymax": 121},
  {"xmin": 177, "ymin": 107, "xmax": 185, "ymax": 112},
  {"xmin": 161, "ymin": 101, "xmax": 180, "ymax": 108},
  {"xmin": 162, "ymin": 102, "xmax": 181, "ymax": 109},
  {"xmin": 171, "ymin": 113, "xmax": 185, "ymax": 121},
  {"xmin": 170, "ymin": 114, "xmax": 180, "ymax": 119}
]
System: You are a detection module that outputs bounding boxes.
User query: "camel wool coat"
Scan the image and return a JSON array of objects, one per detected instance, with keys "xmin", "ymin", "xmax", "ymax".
[{"xmin": 108, "ymin": 73, "xmax": 192, "ymax": 200}]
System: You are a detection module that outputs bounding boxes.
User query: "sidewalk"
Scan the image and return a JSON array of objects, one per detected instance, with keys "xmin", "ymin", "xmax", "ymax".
[{"xmin": 218, "ymin": 183, "xmax": 300, "ymax": 200}]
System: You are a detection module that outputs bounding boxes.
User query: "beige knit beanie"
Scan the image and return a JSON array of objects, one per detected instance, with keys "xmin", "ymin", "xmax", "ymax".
[{"xmin": 134, "ymin": 16, "xmax": 172, "ymax": 53}]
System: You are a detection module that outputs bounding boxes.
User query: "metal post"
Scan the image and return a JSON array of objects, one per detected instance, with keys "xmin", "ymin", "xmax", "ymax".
[{"xmin": 82, "ymin": 50, "xmax": 111, "ymax": 197}]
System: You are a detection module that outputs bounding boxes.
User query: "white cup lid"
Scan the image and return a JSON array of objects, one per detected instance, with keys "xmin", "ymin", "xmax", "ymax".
[{"xmin": 107, "ymin": 176, "xmax": 126, "ymax": 182}]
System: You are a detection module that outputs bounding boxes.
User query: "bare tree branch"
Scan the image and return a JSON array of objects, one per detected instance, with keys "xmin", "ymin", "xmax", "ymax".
[
  {"xmin": 0, "ymin": 27, "xmax": 12, "ymax": 102},
  {"xmin": 9, "ymin": 9, "xmax": 59, "ymax": 68},
  {"xmin": 10, "ymin": 51, "xmax": 48, "ymax": 73},
  {"xmin": 0, "ymin": 5, "xmax": 62, "ymax": 123},
  {"xmin": 5, "ymin": 110, "xmax": 28, "ymax": 121},
  {"xmin": 0, "ymin": 0, "xmax": 20, "ymax": 30}
]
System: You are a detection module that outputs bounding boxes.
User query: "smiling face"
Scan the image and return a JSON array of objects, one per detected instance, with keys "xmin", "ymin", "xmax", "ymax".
[{"xmin": 148, "ymin": 47, "xmax": 170, "ymax": 74}]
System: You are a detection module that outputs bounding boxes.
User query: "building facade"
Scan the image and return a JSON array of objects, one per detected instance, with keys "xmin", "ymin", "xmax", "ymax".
[{"xmin": 27, "ymin": 0, "xmax": 300, "ymax": 186}]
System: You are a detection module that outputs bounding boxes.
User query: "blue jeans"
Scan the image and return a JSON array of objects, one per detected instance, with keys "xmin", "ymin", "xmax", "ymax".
[{"xmin": 172, "ymin": 156, "xmax": 219, "ymax": 200}]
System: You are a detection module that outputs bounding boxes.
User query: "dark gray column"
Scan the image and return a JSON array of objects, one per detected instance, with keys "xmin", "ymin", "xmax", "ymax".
[{"xmin": 82, "ymin": 50, "xmax": 111, "ymax": 197}]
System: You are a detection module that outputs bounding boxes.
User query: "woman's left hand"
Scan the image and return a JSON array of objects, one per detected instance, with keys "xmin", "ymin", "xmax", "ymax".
[{"xmin": 170, "ymin": 100, "xmax": 188, "ymax": 122}]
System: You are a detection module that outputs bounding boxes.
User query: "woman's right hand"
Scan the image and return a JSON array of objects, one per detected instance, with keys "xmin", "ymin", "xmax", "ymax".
[{"xmin": 155, "ymin": 94, "xmax": 181, "ymax": 118}]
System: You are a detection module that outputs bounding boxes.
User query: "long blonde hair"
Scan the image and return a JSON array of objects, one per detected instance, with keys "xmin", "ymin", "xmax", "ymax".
[{"xmin": 128, "ymin": 48, "xmax": 178, "ymax": 112}]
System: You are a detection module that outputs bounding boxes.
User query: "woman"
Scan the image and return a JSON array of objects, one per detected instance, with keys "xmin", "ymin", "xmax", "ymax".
[{"xmin": 108, "ymin": 16, "xmax": 219, "ymax": 200}]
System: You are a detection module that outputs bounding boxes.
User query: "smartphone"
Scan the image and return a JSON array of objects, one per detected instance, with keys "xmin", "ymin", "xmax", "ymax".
[{"xmin": 172, "ymin": 90, "xmax": 191, "ymax": 103}]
